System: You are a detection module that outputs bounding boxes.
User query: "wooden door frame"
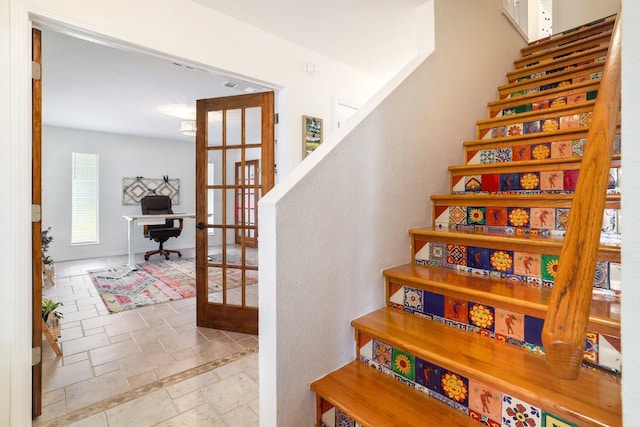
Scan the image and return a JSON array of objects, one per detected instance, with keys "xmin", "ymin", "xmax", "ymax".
[{"xmin": 31, "ymin": 28, "xmax": 43, "ymax": 418}]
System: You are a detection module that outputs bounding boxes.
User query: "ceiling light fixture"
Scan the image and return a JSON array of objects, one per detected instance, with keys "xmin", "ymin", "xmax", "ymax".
[{"xmin": 180, "ymin": 120, "xmax": 197, "ymax": 136}]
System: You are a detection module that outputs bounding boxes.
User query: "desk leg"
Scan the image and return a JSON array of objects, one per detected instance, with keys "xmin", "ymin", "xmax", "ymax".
[{"xmin": 127, "ymin": 219, "xmax": 137, "ymax": 270}]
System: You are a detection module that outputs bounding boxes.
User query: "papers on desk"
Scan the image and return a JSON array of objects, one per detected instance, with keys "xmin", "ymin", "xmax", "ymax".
[{"xmin": 135, "ymin": 217, "xmax": 168, "ymax": 225}]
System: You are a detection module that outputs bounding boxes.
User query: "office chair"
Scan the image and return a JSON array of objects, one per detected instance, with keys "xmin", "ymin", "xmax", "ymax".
[{"xmin": 140, "ymin": 195, "xmax": 183, "ymax": 261}]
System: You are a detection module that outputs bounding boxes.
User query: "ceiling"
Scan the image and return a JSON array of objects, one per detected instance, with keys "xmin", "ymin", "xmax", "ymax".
[{"xmin": 41, "ymin": 1, "xmax": 427, "ymax": 142}]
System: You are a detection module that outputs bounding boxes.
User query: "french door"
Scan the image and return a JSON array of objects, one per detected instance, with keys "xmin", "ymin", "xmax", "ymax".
[{"xmin": 195, "ymin": 92, "xmax": 274, "ymax": 335}]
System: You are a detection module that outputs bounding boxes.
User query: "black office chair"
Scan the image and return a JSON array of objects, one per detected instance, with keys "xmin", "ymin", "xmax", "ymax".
[{"xmin": 140, "ymin": 195, "xmax": 183, "ymax": 261}]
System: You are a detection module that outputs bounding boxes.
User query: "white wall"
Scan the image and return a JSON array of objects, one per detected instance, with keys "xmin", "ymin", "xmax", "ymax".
[
  {"xmin": 552, "ymin": 0, "xmax": 620, "ymax": 33},
  {"xmin": 42, "ymin": 126, "xmax": 196, "ymax": 261},
  {"xmin": 621, "ymin": 0, "xmax": 640, "ymax": 423},
  {"xmin": 258, "ymin": 0, "xmax": 525, "ymax": 424},
  {"xmin": 27, "ymin": 0, "xmax": 384, "ymax": 181}
]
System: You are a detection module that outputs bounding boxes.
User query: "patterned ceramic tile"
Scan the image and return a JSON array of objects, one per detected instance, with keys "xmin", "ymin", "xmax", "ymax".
[
  {"xmin": 551, "ymin": 140, "xmax": 572, "ymax": 158},
  {"xmin": 540, "ymin": 171, "xmax": 563, "ymax": 191},
  {"xmin": 440, "ymin": 370, "xmax": 469, "ymax": 408},
  {"xmin": 500, "ymin": 174, "xmax": 521, "ymax": 191},
  {"xmin": 465, "ymin": 176, "xmax": 483, "ymax": 192},
  {"xmin": 468, "ymin": 303, "xmax": 495, "ymax": 331},
  {"xmin": 468, "ymin": 379, "xmax": 502, "ymax": 422},
  {"xmin": 495, "ymin": 147, "xmax": 513, "ymax": 162},
  {"xmin": 550, "ymin": 96, "xmax": 567, "ymax": 108},
  {"xmin": 584, "ymin": 331, "xmax": 598, "ymax": 365},
  {"xmin": 468, "ymin": 247, "xmax": 492, "ymax": 271},
  {"xmin": 541, "ymin": 412, "xmax": 579, "ymax": 427},
  {"xmin": 335, "ymin": 408, "xmax": 355, "ymax": 427},
  {"xmin": 485, "ymin": 207, "xmax": 507, "ymax": 226},
  {"xmin": 540, "ymin": 254, "xmax": 559, "ymax": 282},
  {"xmin": 520, "ymin": 172, "xmax": 540, "ymax": 190},
  {"xmin": 523, "ymin": 121, "xmax": 541, "ymax": 134},
  {"xmin": 531, "ymin": 143, "xmax": 551, "ymax": 160},
  {"xmin": 532, "ymin": 99, "xmax": 550, "ymax": 110},
  {"xmin": 567, "ymin": 91, "xmax": 586, "ymax": 105},
  {"xmin": 529, "ymin": 208, "xmax": 555, "ymax": 230},
  {"xmin": 435, "ymin": 207, "xmax": 450, "ymax": 228},
  {"xmin": 608, "ymin": 168, "xmax": 618, "ymax": 190},
  {"xmin": 467, "ymin": 150, "xmax": 481, "ymax": 165},
  {"xmin": 489, "ymin": 250, "xmax": 514, "ymax": 275},
  {"xmin": 579, "ymin": 112, "xmax": 593, "ymax": 127},
  {"xmin": 450, "ymin": 206, "xmax": 468, "ymax": 225},
  {"xmin": 555, "ymin": 208, "xmax": 570, "ymax": 230},
  {"xmin": 491, "ymin": 126, "xmax": 507, "ymax": 139},
  {"xmin": 429, "ymin": 242, "xmax": 447, "ymax": 264},
  {"xmin": 512, "ymin": 145, "xmax": 531, "ymax": 161},
  {"xmin": 506, "ymin": 124, "xmax": 523, "ymax": 138},
  {"xmin": 467, "ymin": 207, "xmax": 486, "ymax": 225},
  {"xmin": 495, "ymin": 309, "xmax": 525, "ymax": 341},
  {"xmin": 559, "ymin": 114, "xmax": 580, "ymax": 130},
  {"xmin": 481, "ymin": 150, "xmax": 497, "ymax": 164},
  {"xmin": 444, "ymin": 296, "xmax": 469, "ymax": 324},
  {"xmin": 593, "ymin": 261, "xmax": 609, "ymax": 289},
  {"xmin": 404, "ymin": 287, "xmax": 424, "ymax": 312},
  {"xmin": 392, "ymin": 348, "xmax": 415, "ymax": 381},
  {"xmin": 572, "ymin": 138, "xmax": 586, "ymax": 157},
  {"xmin": 508, "ymin": 207, "xmax": 530, "ymax": 227},
  {"xmin": 415, "ymin": 357, "xmax": 443, "ymax": 394},
  {"xmin": 513, "ymin": 252, "xmax": 541, "ymax": 278},
  {"xmin": 446, "ymin": 244, "xmax": 467, "ymax": 267},
  {"xmin": 452, "ymin": 176, "xmax": 466, "ymax": 193},
  {"xmin": 372, "ymin": 340, "xmax": 392, "ymax": 369},
  {"xmin": 501, "ymin": 394, "xmax": 541, "ymax": 427}
]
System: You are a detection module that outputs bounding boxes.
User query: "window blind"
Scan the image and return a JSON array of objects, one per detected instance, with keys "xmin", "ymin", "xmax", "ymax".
[{"xmin": 71, "ymin": 152, "xmax": 98, "ymax": 244}]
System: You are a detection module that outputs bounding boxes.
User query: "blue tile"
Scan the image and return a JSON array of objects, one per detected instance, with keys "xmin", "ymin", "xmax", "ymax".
[
  {"xmin": 524, "ymin": 315, "xmax": 544, "ymax": 347},
  {"xmin": 468, "ymin": 247, "xmax": 492, "ymax": 270},
  {"xmin": 424, "ymin": 291, "xmax": 445, "ymax": 317},
  {"xmin": 500, "ymin": 173, "xmax": 521, "ymax": 191},
  {"xmin": 415, "ymin": 357, "xmax": 443, "ymax": 394}
]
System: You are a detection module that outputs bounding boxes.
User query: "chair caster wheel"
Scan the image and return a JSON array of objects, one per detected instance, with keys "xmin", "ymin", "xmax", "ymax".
[
  {"xmin": 165, "ymin": 255, "xmax": 170, "ymax": 260},
  {"xmin": 178, "ymin": 253, "xmax": 182, "ymax": 257},
  {"xmin": 144, "ymin": 255, "xmax": 149, "ymax": 261}
]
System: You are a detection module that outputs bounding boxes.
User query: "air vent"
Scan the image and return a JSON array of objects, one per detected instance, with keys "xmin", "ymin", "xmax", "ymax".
[{"xmin": 223, "ymin": 80, "xmax": 239, "ymax": 89}]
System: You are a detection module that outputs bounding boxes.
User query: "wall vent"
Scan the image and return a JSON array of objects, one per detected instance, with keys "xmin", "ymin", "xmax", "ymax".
[{"xmin": 223, "ymin": 80, "xmax": 239, "ymax": 89}]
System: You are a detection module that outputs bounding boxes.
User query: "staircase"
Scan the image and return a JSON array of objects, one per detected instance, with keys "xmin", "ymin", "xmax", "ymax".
[{"xmin": 311, "ymin": 14, "xmax": 621, "ymax": 427}]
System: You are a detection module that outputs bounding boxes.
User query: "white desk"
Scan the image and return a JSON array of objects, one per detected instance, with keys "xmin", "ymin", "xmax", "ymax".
[{"xmin": 122, "ymin": 213, "xmax": 195, "ymax": 269}]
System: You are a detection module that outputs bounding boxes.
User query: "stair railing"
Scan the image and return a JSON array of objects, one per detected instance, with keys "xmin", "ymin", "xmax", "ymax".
[{"xmin": 541, "ymin": 12, "xmax": 621, "ymax": 380}]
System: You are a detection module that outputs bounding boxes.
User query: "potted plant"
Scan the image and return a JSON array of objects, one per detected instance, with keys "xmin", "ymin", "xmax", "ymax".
[
  {"xmin": 41, "ymin": 227, "xmax": 55, "ymax": 278},
  {"xmin": 42, "ymin": 298, "xmax": 63, "ymax": 339}
]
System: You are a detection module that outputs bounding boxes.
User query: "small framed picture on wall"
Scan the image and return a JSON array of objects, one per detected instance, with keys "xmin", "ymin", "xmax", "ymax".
[{"xmin": 303, "ymin": 115, "xmax": 323, "ymax": 157}]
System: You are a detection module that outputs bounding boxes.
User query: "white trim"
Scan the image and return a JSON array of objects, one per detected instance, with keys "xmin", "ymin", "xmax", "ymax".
[{"xmin": 9, "ymin": 2, "xmax": 35, "ymax": 424}]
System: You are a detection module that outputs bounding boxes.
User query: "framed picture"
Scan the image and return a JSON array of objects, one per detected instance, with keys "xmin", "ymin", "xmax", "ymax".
[{"xmin": 303, "ymin": 115, "xmax": 323, "ymax": 157}]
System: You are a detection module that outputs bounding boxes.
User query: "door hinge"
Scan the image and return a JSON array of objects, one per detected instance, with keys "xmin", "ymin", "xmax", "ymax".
[
  {"xmin": 274, "ymin": 113, "xmax": 279, "ymax": 124},
  {"xmin": 32, "ymin": 347, "xmax": 41, "ymax": 366},
  {"xmin": 32, "ymin": 204, "xmax": 41, "ymax": 222},
  {"xmin": 32, "ymin": 61, "xmax": 41, "ymax": 80}
]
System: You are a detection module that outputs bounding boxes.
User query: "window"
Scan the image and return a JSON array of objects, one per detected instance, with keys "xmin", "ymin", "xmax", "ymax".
[{"xmin": 71, "ymin": 152, "xmax": 99, "ymax": 244}]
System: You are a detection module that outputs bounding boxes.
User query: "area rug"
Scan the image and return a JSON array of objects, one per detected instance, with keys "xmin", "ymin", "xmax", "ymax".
[{"xmin": 88, "ymin": 258, "xmax": 257, "ymax": 313}]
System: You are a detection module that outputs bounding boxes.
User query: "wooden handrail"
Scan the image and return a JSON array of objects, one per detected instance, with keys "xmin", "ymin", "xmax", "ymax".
[{"xmin": 541, "ymin": 12, "xmax": 621, "ymax": 380}]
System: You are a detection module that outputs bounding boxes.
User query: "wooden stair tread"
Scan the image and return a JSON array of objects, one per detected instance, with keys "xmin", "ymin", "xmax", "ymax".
[
  {"xmin": 352, "ymin": 308, "xmax": 621, "ymax": 427},
  {"xmin": 311, "ymin": 360, "xmax": 476, "ymax": 426},
  {"xmin": 522, "ymin": 16, "xmax": 615, "ymax": 56},
  {"xmin": 431, "ymin": 193, "xmax": 621, "ymax": 208},
  {"xmin": 507, "ymin": 46, "xmax": 608, "ymax": 81},
  {"xmin": 514, "ymin": 32, "xmax": 611, "ymax": 69},
  {"xmin": 448, "ymin": 156, "xmax": 621, "ymax": 174},
  {"xmin": 383, "ymin": 263, "xmax": 620, "ymax": 336}
]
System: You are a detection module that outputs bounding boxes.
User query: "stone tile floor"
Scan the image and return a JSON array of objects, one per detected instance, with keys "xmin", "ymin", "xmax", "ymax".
[{"xmin": 34, "ymin": 250, "xmax": 259, "ymax": 426}]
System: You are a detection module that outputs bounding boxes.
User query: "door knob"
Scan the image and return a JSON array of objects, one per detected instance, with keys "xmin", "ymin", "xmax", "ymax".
[{"xmin": 196, "ymin": 222, "xmax": 205, "ymax": 230}]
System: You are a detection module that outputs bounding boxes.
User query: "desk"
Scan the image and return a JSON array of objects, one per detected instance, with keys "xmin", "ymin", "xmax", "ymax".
[{"xmin": 122, "ymin": 213, "xmax": 195, "ymax": 269}]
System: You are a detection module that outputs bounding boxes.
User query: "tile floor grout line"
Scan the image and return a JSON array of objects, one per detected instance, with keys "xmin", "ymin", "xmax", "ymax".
[{"xmin": 37, "ymin": 345, "xmax": 259, "ymax": 427}]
